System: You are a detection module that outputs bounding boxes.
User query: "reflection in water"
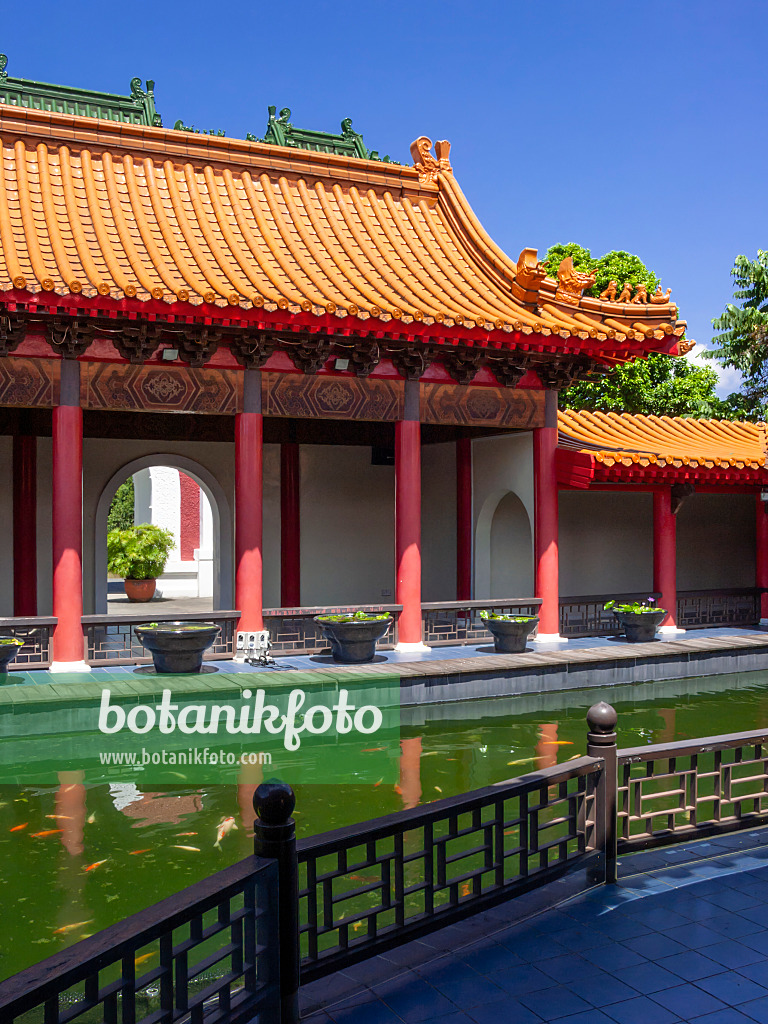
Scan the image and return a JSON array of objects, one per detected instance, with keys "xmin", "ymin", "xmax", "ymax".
[
  {"xmin": 657, "ymin": 709, "xmax": 676, "ymax": 743},
  {"xmin": 56, "ymin": 770, "xmax": 85, "ymax": 857},
  {"xmin": 398, "ymin": 736, "xmax": 422, "ymax": 810},
  {"xmin": 237, "ymin": 760, "xmax": 264, "ymax": 834},
  {"xmin": 114, "ymin": 789, "xmax": 204, "ymax": 826},
  {"xmin": 536, "ymin": 723, "xmax": 559, "ymax": 770}
]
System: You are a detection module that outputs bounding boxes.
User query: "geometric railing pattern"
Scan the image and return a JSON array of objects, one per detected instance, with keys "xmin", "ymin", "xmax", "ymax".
[{"xmin": 297, "ymin": 757, "xmax": 601, "ymax": 981}]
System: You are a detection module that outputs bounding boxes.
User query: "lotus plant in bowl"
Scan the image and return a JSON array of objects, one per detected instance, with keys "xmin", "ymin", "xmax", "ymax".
[
  {"xmin": 604, "ymin": 598, "xmax": 666, "ymax": 643},
  {"xmin": 479, "ymin": 611, "xmax": 539, "ymax": 653},
  {"xmin": 0, "ymin": 636, "xmax": 24, "ymax": 673},
  {"xmin": 314, "ymin": 610, "xmax": 393, "ymax": 664},
  {"xmin": 134, "ymin": 621, "xmax": 221, "ymax": 673}
]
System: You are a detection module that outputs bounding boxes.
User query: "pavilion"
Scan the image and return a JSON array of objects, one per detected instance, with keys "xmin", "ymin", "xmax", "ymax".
[{"xmin": 0, "ymin": 54, "xmax": 731, "ymax": 671}]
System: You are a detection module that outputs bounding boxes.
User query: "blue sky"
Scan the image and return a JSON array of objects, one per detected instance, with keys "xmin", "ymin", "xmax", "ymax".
[{"xmin": 3, "ymin": 0, "xmax": 765, "ymax": 396}]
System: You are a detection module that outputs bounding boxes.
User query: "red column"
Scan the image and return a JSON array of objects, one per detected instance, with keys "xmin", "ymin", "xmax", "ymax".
[
  {"xmin": 456, "ymin": 437, "xmax": 472, "ymax": 601},
  {"xmin": 755, "ymin": 495, "xmax": 768, "ymax": 622},
  {"xmin": 653, "ymin": 488, "xmax": 678, "ymax": 629},
  {"xmin": 13, "ymin": 434, "xmax": 37, "ymax": 616},
  {"xmin": 52, "ymin": 360, "xmax": 85, "ymax": 667},
  {"xmin": 395, "ymin": 382, "xmax": 423, "ymax": 647},
  {"xmin": 235, "ymin": 371, "xmax": 263, "ymax": 631},
  {"xmin": 281, "ymin": 442, "xmax": 301, "ymax": 608},
  {"xmin": 533, "ymin": 393, "xmax": 562, "ymax": 638}
]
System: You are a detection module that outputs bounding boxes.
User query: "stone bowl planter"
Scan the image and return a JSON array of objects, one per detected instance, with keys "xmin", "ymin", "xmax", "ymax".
[
  {"xmin": 314, "ymin": 615, "xmax": 393, "ymax": 664},
  {"xmin": 134, "ymin": 621, "xmax": 221, "ymax": 673},
  {"xmin": 0, "ymin": 637, "xmax": 24, "ymax": 673},
  {"xmin": 613, "ymin": 609, "xmax": 666, "ymax": 643},
  {"xmin": 480, "ymin": 615, "xmax": 539, "ymax": 654}
]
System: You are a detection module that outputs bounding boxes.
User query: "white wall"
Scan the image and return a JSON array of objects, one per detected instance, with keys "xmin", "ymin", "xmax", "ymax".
[
  {"xmin": 677, "ymin": 493, "xmax": 755, "ymax": 589},
  {"xmin": 473, "ymin": 432, "xmax": 534, "ymax": 599},
  {"xmin": 559, "ymin": 490, "xmax": 653, "ymax": 596},
  {"xmin": 489, "ymin": 491, "xmax": 533, "ymax": 597},
  {"xmin": 422, "ymin": 442, "xmax": 456, "ymax": 602},
  {"xmin": 300, "ymin": 445, "xmax": 395, "ymax": 606}
]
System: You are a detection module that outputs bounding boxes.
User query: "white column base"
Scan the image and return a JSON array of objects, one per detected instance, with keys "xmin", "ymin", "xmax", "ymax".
[
  {"xmin": 760, "ymin": 618, "xmax": 768, "ymax": 627},
  {"xmin": 49, "ymin": 660, "xmax": 92, "ymax": 673},
  {"xmin": 532, "ymin": 633, "xmax": 569, "ymax": 644},
  {"xmin": 657, "ymin": 625, "xmax": 686, "ymax": 635},
  {"xmin": 394, "ymin": 641, "xmax": 431, "ymax": 654}
]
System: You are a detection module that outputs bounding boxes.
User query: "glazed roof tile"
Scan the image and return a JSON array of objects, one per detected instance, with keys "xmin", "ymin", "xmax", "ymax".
[
  {"xmin": 558, "ymin": 409, "xmax": 768, "ymax": 471},
  {"xmin": 0, "ymin": 106, "xmax": 685, "ymax": 351}
]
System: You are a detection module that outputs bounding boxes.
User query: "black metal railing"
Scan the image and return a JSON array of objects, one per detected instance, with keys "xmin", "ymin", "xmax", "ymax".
[
  {"xmin": 421, "ymin": 598, "xmax": 542, "ymax": 647},
  {"xmin": 83, "ymin": 611, "xmax": 240, "ymax": 666},
  {"xmin": 262, "ymin": 605, "xmax": 401, "ymax": 656},
  {"xmin": 0, "ymin": 855, "xmax": 280, "ymax": 1024},
  {"xmin": 11, "ymin": 705, "xmax": 768, "ymax": 1023},
  {"xmin": 297, "ymin": 755, "xmax": 600, "ymax": 980},
  {"xmin": 618, "ymin": 727, "xmax": 768, "ymax": 852},
  {"xmin": 0, "ymin": 616, "xmax": 56, "ymax": 668},
  {"xmin": 559, "ymin": 593, "xmax": 662, "ymax": 637},
  {"xmin": 676, "ymin": 587, "xmax": 763, "ymax": 629}
]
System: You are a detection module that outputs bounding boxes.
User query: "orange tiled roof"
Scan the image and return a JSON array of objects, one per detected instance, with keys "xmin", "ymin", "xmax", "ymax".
[
  {"xmin": 558, "ymin": 409, "xmax": 768, "ymax": 473},
  {"xmin": 0, "ymin": 106, "xmax": 685, "ymax": 353}
]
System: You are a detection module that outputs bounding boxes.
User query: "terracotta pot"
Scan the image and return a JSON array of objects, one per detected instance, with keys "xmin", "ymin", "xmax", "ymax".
[{"xmin": 124, "ymin": 578, "xmax": 157, "ymax": 603}]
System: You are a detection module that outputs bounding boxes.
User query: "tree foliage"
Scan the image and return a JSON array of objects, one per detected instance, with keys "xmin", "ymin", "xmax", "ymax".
[
  {"xmin": 107, "ymin": 477, "xmax": 135, "ymax": 533},
  {"xmin": 543, "ymin": 243, "xmax": 661, "ymax": 298},
  {"xmin": 560, "ymin": 353, "xmax": 725, "ymax": 417},
  {"xmin": 709, "ymin": 250, "xmax": 768, "ymax": 417},
  {"xmin": 551, "ymin": 243, "xmax": 727, "ymax": 418}
]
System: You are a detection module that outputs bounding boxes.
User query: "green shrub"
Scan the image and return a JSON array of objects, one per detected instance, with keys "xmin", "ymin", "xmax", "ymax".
[
  {"xmin": 107, "ymin": 524, "xmax": 175, "ymax": 580},
  {"xmin": 107, "ymin": 478, "xmax": 135, "ymax": 532}
]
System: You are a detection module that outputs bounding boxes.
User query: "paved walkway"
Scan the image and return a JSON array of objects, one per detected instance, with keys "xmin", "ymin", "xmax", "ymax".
[{"xmin": 300, "ymin": 828, "xmax": 768, "ymax": 1023}]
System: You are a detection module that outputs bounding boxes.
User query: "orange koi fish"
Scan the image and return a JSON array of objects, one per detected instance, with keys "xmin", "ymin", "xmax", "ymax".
[
  {"xmin": 373, "ymin": 778, "xmax": 383, "ymax": 788},
  {"xmin": 129, "ymin": 849, "xmax": 151, "ymax": 856},
  {"xmin": 53, "ymin": 920, "xmax": 93, "ymax": 935},
  {"xmin": 84, "ymin": 860, "xmax": 108, "ymax": 872},
  {"xmin": 175, "ymin": 832, "xmax": 198, "ymax": 837},
  {"xmin": 9, "ymin": 823, "xmax": 28, "ymax": 832},
  {"xmin": 393, "ymin": 784, "xmax": 403, "ymax": 796},
  {"xmin": 361, "ymin": 748, "xmax": 385, "ymax": 753},
  {"xmin": 461, "ymin": 883, "xmax": 471, "ymax": 897},
  {"xmin": 134, "ymin": 952, "xmax": 156, "ymax": 966},
  {"xmin": 30, "ymin": 829, "xmax": 62, "ymax": 838},
  {"xmin": 46, "ymin": 815, "xmax": 74, "ymax": 821},
  {"xmin": 214, "ymin": 817, "xmax": 238, "ymax": 850}
]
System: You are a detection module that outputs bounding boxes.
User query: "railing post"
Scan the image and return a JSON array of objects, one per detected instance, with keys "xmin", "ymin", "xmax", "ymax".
[
  {"xmin": 586, "ymin": 702, "xmax": 618, "ymax": 884},
  {"xmin": 253, "ymin": 781, "xmax": 299, "ymax": 1024}
]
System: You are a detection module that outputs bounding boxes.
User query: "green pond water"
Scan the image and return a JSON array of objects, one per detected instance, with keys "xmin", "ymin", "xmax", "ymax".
[{"xmin": 2, "ymin": 668, "xmax": 768, "ymax": 981}]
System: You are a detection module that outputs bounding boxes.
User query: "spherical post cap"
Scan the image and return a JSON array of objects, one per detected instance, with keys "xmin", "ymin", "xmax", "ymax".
[
  {"xmin": 587, "ymin": 701, "xmax": 617, "ymax": 733},
  {"xmin": 253, "ymin": 780, "xmax": 296, "ymax": 824}
]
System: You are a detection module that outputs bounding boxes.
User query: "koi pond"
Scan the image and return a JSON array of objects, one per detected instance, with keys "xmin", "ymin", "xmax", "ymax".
[{"xmin": 1, "ymin": 668, "xmax": 767, "ymax": 980}]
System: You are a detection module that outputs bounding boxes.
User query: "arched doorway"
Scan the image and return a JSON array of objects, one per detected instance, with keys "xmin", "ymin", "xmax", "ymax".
[{"xmin": 93, "ymin": 455, "xmax": 233, "ymax": 613}]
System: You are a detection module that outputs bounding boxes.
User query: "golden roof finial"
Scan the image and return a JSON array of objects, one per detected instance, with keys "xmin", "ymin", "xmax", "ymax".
[{"xmin": 410, "ymin": 136, "xmax": 451, "ymax": 185}]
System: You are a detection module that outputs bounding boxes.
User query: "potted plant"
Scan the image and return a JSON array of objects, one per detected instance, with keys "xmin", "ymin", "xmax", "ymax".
[
  {"xmin": 0, "ymin": 636, "xmax": 24, "ymax": 673},
  {"xmin": 133, "ymin": 621, "xmax": 221, "ymax": 673},
  {"xmin": 107, "ymin": 524, "xmax": 175, "ymax": 603},
  {"xmin": 604, "ymin": 598, "xmax": 666, "ymax": 642},
  {"xmin": 314, "ymin": 610, "xmax": 393, "ymax": 664},
  {"xmin": 479, "ymin": 611, "xmax": 539, "ymax": 653}
]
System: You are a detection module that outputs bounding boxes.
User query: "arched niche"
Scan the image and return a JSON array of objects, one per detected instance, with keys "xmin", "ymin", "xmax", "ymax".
[
  {"xmin": 475, "ymin": 489, "xmax": 533, "ymax": 599},
  {"xmin": 93, "ymin": 454, "xmax": 233, "ymax": 613}
]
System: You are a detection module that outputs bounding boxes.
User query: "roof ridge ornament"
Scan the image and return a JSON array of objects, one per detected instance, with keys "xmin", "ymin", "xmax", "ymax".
[
  {"xmin": 0, "ymin": 54, "xmax": 7, "ymax": 81},
  {"xmin": 554, "ymin": 256, "xmax": 597, "ymax": 306},
  {"xmin": 410, "ymin": 137, "xmax": 451, "ymax": 185},
  {"xmin": 511, "ymin": 248, "xmax": 547, "ymax": 306}
]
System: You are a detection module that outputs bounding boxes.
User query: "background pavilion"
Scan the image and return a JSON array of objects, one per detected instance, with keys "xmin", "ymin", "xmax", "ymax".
[{"xmin": 0, "ymin": 54, "xmax": 757, "ymax": 669}]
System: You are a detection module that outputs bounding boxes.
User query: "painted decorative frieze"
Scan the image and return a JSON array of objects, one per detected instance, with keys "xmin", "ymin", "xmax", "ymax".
[
  {"xmin": 420, "ymin": 383, "xmax": 544, "ymax": 428},
  {"xmin": 262, "ymin": 372, "xmax": 404, "ymax": 421},
  {"xmin": 0, "ymin": 357, "xmax": 59, "ymax": 407},
  {"xmin": 81, "ymin": 363, "xmax": 241, "ymax": 414}
]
